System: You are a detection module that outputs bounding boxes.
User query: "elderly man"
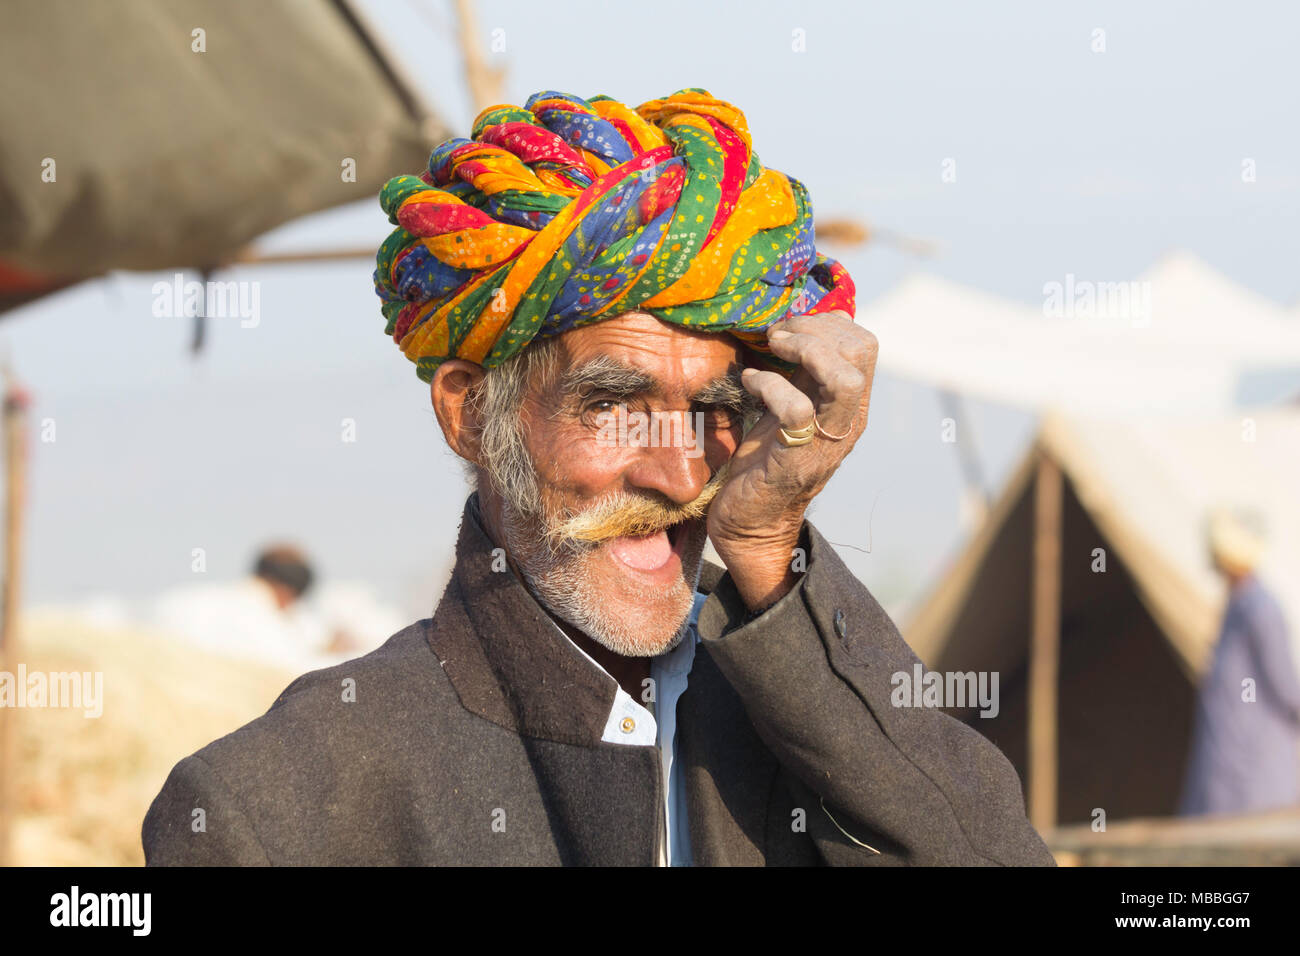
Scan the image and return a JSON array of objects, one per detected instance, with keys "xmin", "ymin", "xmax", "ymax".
[{"xmin": 143, "ymin": 89, "xmax": 1051, "ymax": 866}]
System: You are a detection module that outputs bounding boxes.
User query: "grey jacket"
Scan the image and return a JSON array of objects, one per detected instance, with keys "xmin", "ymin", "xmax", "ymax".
[{"xmin": 142, "ymin": 495, "xmax": 1054, "ymax": 866}]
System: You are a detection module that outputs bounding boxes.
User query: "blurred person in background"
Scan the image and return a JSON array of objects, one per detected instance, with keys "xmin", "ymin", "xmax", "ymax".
[
  {"xmin": 150, "ymin": 543, "xmax": 326, "ymax": 672},
  {"xmin": 253, "ymin": 546, "xmax": 315, "ymax": 612},
  {"xmin": 1179, "ymin": 509, "xmax": 1300, "ymax": 816}
]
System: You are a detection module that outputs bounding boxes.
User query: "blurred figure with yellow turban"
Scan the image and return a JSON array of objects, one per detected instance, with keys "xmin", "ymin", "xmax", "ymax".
[{"xmin": 1180, "ymin": 508, "xmax": 1300, "ymax": 815}]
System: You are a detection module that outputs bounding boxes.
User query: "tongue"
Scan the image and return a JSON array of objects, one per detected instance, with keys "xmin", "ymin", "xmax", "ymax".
[{"xmin": 607, "ymin": 530, "xmax": 672, "ymax": 571}]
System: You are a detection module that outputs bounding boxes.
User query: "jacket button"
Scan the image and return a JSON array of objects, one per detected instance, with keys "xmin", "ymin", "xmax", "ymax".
[
  {"xmin": 834, "ymin": 608, "xmax": 847, "ymax": 639},
  {"xmin": 620, "ymin": 717, "xmax": 637, "ymax": 734}
]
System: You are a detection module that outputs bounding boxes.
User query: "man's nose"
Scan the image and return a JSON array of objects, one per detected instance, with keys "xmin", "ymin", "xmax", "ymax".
[{"xmin": 621, "ymin": 411, "xmax": 712, "ymax": 506}]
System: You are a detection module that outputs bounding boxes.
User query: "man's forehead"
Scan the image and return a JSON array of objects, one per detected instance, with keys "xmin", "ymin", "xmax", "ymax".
[{"xmin": 555, "ymin": 312, "xmax": 743, "ymax": 393}]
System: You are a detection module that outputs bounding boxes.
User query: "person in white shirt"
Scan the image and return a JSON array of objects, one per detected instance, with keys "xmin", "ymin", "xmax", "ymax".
[{"xmin": 151, "ymin": 544, "xmax": 324, "ymax": 672}]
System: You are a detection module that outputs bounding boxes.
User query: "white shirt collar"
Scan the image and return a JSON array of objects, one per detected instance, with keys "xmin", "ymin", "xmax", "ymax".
[{"xmin": 544, "ymin": 593, "xmax": 704, "ymax": 746}]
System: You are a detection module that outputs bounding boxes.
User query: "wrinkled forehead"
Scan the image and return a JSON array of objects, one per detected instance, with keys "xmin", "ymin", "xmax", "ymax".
[{"xmin": 548, "ymin": 312, "xmax": 746, "ymax": 400}]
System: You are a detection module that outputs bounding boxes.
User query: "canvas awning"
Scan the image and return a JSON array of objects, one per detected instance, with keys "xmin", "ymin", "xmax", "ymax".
[{"xmin": 0, "ymin": 0, "xmax": 446, "ymax": 309}]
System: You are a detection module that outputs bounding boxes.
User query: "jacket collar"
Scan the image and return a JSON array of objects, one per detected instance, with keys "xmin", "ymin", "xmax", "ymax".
[{"xmin": 426, "ymin": 493, "xmax": 724, "ymax": 748}]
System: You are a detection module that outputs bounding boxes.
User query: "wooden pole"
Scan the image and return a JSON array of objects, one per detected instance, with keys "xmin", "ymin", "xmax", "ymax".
[
  {"xmin": 0, "ymin": 375, "xmax": 30, "ymax": 866},
  {"xmin": 221, "ymin": 221, "xmax": 870, "ymax": 269},
  {"xmin": 815, "ymin": 217, "xmax": 941, "ymax": 257},
  {"xmin": 451, "ymin": 0, "xmax": 506, "ymax": 114},
  {"xmin": 1028, "ymin": 451, "xmax": 1062, "ymax": 834},
  {"xmin": 226, "ymin": 247, "xmax": 378, "ymax": 267}
]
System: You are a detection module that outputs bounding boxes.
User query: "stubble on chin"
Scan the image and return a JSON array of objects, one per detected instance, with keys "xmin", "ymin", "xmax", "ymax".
[{"xmin": 502, "ymin": 502, "xmax": 708, "ymax": 657}]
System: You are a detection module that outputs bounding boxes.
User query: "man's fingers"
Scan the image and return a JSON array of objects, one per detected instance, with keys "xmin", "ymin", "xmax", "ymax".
[
  {"xmin": 856, "ymin": 328, "xmax": 879, "ymax": 429},
  {"xmin": 768, "ymin": 330, "xmax": 866, "ymax": 396},
  {"xmin": 773, "ymin": 313, "xmax": 878, "ymax": 370},
  {"xmin": 740, "ymin": 368, "xmax": 815, "ymax": 431},
  {"xmin": 766, "ymin": 329, "xmax": 867, "ymax": 434},
  {"xmin": 771, "ymin": 309, "xmax": 855, "ymax": 335}
]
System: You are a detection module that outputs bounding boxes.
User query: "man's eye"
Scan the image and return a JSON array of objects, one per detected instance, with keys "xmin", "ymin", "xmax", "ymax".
[
  {"xmin": 580, "ymin": 399, "xmax": 626, "ymax": 426},
  {"xmin": 696, "ymin": 404, "xmax": 741, "ymax": 428}
]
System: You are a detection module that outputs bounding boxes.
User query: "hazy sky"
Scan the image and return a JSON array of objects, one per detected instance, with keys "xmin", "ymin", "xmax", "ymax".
[{"xmin": 4, "ymin": 0, "xmax": 1297, "ymax": 625}]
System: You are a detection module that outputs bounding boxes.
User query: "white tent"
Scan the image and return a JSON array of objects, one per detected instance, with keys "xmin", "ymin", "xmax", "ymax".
[
  {"xmin": 866, "ymin": 253, "xmax": 1300, "ymax": 828},
  {"xmin": 1047, "ymin": 408, "xmax": 1300, "ymax": 668},
  {"xmin": 903, "ymin": 406, "xmax": 1300, "ymax": 824},
  {"xmin": 910, "ymin": 406, "xmax": 1300, "ymax": 676},
  {"xmin": 858, "ymin": 251, "xmax": 1300, "ymax": 416}
]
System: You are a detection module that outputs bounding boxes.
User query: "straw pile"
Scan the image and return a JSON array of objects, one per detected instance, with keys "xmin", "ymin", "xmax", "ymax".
[{"xmin": 11, "ymin": 611, "xmax": 295, "ymax": 865}]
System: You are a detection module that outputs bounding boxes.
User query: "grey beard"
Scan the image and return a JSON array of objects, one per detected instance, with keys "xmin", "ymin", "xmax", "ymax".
[{"xmin": 501, "ymin": 495, "xmax": 703, "ymax": 658}]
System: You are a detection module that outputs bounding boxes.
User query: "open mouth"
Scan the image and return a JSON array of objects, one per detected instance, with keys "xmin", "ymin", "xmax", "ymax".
[{"xmin": 606, "ymin": 519, "xmax": 693, "ymax": 573}]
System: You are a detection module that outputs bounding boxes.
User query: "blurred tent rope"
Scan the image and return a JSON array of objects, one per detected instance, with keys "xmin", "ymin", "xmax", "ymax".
[{"xmin": 0, "ymin": 0, "xmax": 446, "ymax": 312}]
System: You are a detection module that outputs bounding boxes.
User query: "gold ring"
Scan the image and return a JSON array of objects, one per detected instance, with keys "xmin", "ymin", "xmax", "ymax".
[
  {"xmin": 778, "ymin": 421, "xmax": 816, "ymax": 447},
  {"xmin": 814, "ymin": 414, "xmax": 854, "ymax": 442}
]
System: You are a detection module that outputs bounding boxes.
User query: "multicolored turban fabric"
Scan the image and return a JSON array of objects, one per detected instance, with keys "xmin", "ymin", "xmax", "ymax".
[{"xmin": 374, "ymin": 88, "xmax": 855, "ymax": 383}]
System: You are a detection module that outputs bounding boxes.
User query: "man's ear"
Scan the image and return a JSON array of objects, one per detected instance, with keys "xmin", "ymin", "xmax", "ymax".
[{"xmin": 431, "ymin": 360, "xmax": 487, "ymax": 464}]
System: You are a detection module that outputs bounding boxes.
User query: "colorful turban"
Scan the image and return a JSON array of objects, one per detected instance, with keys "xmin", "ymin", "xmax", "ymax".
[{"xmin": 374, "ymin": 88, "xmax": 855, "ymax": 383}]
